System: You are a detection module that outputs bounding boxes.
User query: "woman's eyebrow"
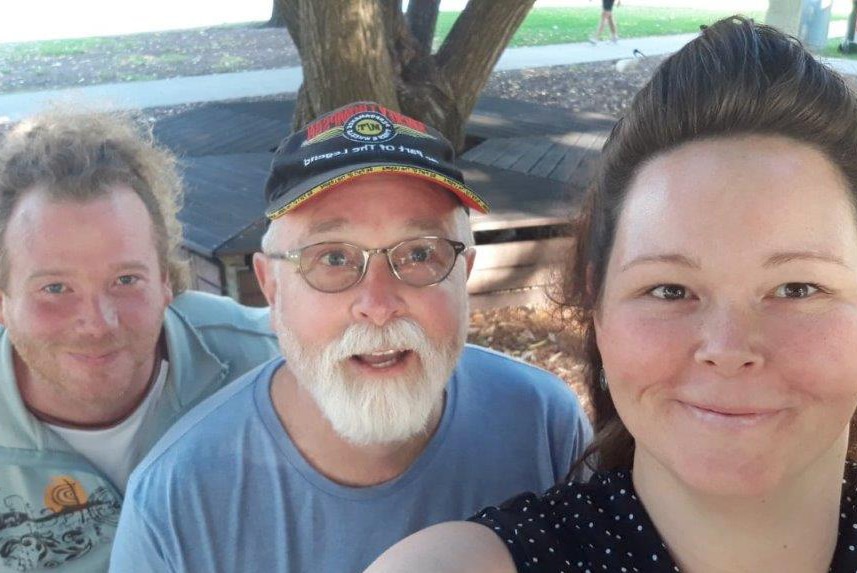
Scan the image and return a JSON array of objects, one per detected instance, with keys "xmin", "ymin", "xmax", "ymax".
[
  {"xmin": 620, "ymin": 253, "xmax": 701, "ymax": 273},
  {"xmin": 763, "ymin": 251, "xmax": 850, "ymax": 269}
]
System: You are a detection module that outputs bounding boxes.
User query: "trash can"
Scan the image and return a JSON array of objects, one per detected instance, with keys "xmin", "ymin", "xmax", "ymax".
[{"xmin": 800, "ymin": 0, "xmax": 833, "ymax": 51}]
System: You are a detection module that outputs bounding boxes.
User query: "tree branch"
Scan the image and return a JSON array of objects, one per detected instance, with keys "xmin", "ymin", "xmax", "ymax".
[
  {"xmin": 435, "ymin": 0, "xmax": 535, "ymax": 119},
  {"xmin": 406, "ymin": 0, "xmax": 441, "ymax": 55}
]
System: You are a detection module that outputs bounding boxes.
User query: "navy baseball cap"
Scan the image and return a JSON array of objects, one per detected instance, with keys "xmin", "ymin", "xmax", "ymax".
[{"xmin": 263, "ymin": 102, "xmax": 489, "ymax": 220}]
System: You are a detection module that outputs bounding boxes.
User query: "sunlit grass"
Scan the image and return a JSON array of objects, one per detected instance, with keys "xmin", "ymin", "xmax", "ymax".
[
  {"xmin": 820, "ymin": 36, "xmax": 857, "ymax": 59},
  {"xmin": 438, "ymin": 6, "xmax": 797, "ymax": 47},
  {"xmin": 213, "ymin": 54, "xmax": 248, "ymax": 73},
  {"xmin": 1, "ymin": 5, "xmax": 851, "ymax": 71},
  {"xmin": 0, "ymin": 37, "xmax": 130, "ymax": 59}
]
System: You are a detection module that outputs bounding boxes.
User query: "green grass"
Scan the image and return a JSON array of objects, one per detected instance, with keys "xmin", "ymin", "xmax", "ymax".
[
  {"xmin": 0, "ymin": 37, "xmax": 129, "ymax": 59},
  {"xmin": 119, "ymin": 53, "xmax": 187, "ymax": 66},
  {"xmin": 119, "ymin": 73, "xmax": 159, "ymax": 82},
  {"xmin": 437, "ymin": 7, "xmax": 767, "ymax": 47},
  {"xmin": 213, "ymin": 54, "xmax": 248, "ymax": 73},
  {"xmin": 157, "ymin": 52, "xmax": 189, "ymax": 65},
  {"xmin": 121, "ymin": 54, "xmax": 155, "ymax": 66},
  {"xmin": 820, "ymin": 36, "xmax": 857, "ymax": 59}
]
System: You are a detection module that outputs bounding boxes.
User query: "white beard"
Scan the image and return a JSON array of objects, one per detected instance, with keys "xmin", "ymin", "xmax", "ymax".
[{"xmin": 277, "ymin": 317, "xmax": 464, "ymax": 446}]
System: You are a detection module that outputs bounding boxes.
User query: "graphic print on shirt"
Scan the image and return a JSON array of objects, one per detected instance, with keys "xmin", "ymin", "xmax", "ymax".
[{"xmin": 0, "ymin": 475, "xmax": 120, "ymax": 571}]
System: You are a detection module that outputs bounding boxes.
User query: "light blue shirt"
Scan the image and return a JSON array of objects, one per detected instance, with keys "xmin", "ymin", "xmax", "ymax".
[
  {"xmin": 110, "ymin": 345, "xmax": 592, "ymax": 573},
  {"xmin": 0, "ymin": 291, "xmax": 278, "ymax": 573}
]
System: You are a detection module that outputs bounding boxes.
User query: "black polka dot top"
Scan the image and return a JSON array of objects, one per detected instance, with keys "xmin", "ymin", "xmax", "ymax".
[{"xmin": 469, "ymin": 462, "xmax": 857, "ymax": 572}]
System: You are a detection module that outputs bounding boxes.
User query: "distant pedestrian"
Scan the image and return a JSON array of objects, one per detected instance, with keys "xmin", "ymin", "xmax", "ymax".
[{"xmin": 590, "ymin": 0, "xmax": 619, "ymax": 43}]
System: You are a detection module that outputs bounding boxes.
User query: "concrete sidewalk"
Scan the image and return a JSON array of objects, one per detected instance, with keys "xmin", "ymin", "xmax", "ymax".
[{"xmin": 3, "ymin": 29, "xmax": 857, "ymax": 122}]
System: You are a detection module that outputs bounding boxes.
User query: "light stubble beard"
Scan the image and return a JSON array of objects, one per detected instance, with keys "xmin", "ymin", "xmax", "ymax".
[{"xmin": 276, "ymin": 316, "xmax": 466, "ymax": 446}]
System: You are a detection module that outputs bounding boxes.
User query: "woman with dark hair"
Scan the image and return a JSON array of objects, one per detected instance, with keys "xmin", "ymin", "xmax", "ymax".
[{"xmin": 366, "ymin": 16, "xmax": 857, "ymax": 572}]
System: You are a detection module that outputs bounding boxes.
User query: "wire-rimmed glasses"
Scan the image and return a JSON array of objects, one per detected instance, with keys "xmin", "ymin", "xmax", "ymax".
[{"xmin": 265, "ymin": 236, "xmax": 468, "ymax": 293}]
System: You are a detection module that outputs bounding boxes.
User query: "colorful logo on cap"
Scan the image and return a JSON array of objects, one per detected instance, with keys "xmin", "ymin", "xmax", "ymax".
[
  {"xmin": 302, "ymin": 103, "xmax": 433, "ymax": 147},
  {"xmin": 343, "ymin": 111, "xmax": 395, "ymax": 143}
]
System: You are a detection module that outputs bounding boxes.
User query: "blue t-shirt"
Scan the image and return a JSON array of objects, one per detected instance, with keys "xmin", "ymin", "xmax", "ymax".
[{"xmin": 109, "ymin": 345, "xmax": 591, "ymax": 573}]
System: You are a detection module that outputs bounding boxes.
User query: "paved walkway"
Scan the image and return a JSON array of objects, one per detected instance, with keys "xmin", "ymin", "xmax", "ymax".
[{"xmin": 2, "ymin": 26, "xmax": 856, "ymax": 122}]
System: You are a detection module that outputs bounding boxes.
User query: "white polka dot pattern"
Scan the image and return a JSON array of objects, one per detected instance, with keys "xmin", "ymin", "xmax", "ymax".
[{"xmin": 470, "ymin": 463, "xmax": 857, "ymax": 572}]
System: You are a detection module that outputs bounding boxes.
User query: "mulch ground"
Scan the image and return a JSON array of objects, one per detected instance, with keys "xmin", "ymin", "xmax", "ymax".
[{"xmin": 0, "ymin": 24, "xmax": 686, "ymax": 412}]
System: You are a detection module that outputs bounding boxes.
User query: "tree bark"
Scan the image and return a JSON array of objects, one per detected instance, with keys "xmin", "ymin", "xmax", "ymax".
[
  {"xmin": 291, "ymin": 0, "xmax": 399, "ymax": 125},
  {"xmin": 267, "ymin": 0, "xmax": 288, "ymax": 28},
  {"xmin": 284, "ymin": 0, "xmax": 535, "ymax": 150},
  {"xmin": 436, "ymin": 0, "xmax": 536, "ymax": 126},
  {"xmin": 292, "ymin": 84, "xmax": 314, "ymax": 133},
  {"xmin": 406, "ymin": 0, "xmax": 441, "ymax": 55},
  {"xmin": 280, "ymin": 0, "xmax": 302, "ymax": 55}
]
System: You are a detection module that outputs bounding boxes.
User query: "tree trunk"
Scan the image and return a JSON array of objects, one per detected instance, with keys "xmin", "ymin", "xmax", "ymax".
[
  {"xmin": 267, "ymin": 0, "xmax": 288, "ymax": 28},
  {"xmin": 284, "ymin": 0, "xmax": 535, "ymax": 151},
  {"xmin": 280, "ymin": 0, "xmax": 302, "ymax": 53},
  {"xmin": 288, "ymin": 0, "xmax": 399, "ymax": 127}
]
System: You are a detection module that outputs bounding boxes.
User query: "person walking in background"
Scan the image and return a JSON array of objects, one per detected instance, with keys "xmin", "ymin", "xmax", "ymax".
[{"xmin": 591, "ymin": 0, "xmax": 619, "ymax": 43}]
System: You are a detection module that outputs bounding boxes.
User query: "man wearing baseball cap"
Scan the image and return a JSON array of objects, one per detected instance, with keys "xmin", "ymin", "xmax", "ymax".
[{"xmin": 110, "ymin": 102, "xmax": 591, "ymax": 572}]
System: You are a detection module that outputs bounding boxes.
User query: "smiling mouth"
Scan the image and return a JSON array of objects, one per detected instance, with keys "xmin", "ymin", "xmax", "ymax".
[
  {"xmin": 682, "ymin": 402, "xmax": 783, "ymax": 426},
  {"xmin": 697, "ymin": 405, "xmax": 770, "ymax": 416},
  {"xmin": 351, "ymin": 349, "xmax": 412, "ymax": 369},
  {"xmin": 67, "ymin": 350, "xmax": 121, "ymax": 364}
]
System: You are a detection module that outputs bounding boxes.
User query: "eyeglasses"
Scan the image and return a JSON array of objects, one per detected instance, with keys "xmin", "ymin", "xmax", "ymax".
[{"xmin": 265, "ymin": 236, "xmax": 468, "ymax": 293}]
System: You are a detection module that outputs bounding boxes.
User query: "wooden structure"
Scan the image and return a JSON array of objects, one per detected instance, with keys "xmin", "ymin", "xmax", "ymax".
[{"xmin": 151, "ymin": 97, "xmax": 615, "ymax": 309}]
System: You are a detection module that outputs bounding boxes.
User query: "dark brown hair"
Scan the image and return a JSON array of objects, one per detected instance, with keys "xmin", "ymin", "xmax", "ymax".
[
  {"xmin": 564, "ymin": 16, "xmax": 857, "ymax": 472},
  {"xmin": 0, "ymin": 107, "xmax": 189, "ymax": 292}
]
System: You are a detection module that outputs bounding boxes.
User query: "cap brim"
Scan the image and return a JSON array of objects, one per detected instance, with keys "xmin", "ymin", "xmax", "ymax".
[{"xmin": 265, "ymin": 162, "xmax": 489, "ymax": 220}]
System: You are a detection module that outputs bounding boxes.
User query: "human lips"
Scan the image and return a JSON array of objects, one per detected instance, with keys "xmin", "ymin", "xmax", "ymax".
[
  {"xmin": 679, "ymin": 401, "xmax": 786, "ymax": 427},
  {"xmin": 350, "ymin": 349, "xmax": 413, "ymax": 370},
  {"xmin": 65, "ymin": 348, "xmax": 122, "ymax": 366}
]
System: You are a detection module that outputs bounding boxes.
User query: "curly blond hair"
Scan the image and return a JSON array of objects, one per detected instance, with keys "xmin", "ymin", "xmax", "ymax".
[{"xmin": 0, "ymin": 106, "xmax": 189, "ymax": 293}]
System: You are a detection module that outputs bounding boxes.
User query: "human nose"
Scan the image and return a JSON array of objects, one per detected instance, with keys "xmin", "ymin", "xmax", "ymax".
[
  {"xmin": 350, "ymin": 253, "xmax": 406, "ymax": 326},
  {"xmin": 75, "ymin": 293, "xmax": 119, "ymax": 335},
  {"xmin": 694, "ymin": 302, "xmax": 764, "ymax": 376}
]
